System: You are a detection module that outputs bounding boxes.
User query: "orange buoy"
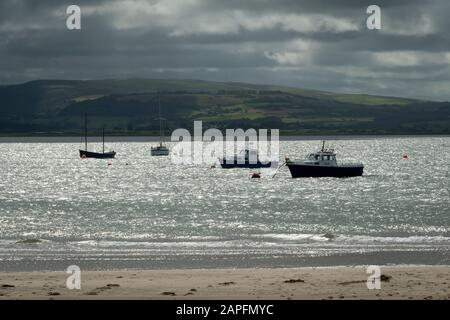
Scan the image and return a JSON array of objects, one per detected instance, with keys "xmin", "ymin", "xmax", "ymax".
[
  {"xmin": 251, "ymin": 172, "xmax": 261, "ymax": 179},
  {"xmin": 402, "ymin": 153, "xmax": 409, "ymax": 160}
]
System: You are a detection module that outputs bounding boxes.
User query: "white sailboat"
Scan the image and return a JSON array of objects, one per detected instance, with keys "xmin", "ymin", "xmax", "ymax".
[{"xmin": 151, "ymin": 93, "xmax": 170, "ymax": 156}]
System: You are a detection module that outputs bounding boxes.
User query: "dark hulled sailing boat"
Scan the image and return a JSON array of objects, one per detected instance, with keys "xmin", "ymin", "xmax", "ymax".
[{"xmin": 79, "ymin": 113, "xmax": 116, "ymax": 159}]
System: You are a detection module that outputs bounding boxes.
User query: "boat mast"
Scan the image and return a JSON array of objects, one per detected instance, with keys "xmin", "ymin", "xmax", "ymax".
[
  {"xmin": 158, "ymin": 92, "xmax": 163, "ymax": 146},
  {"xmin": 322, "ymin": 140, "xmax": 325, "ymax": 152},
  {"xmin": 84, "ymin": 112, "xmax": 88, "ymax": 151}
]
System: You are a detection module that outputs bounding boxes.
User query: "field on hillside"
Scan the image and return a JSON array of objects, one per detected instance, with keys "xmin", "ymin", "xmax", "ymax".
[{"xmin": 0, "ymin": 79, "xmax": 448, "ymax": 135}]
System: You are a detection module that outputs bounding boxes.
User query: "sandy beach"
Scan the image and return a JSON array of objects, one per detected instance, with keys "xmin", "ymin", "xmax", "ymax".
[{"xmin": 0, "ymin": 265, "xmax": 448, "ymax": 300}]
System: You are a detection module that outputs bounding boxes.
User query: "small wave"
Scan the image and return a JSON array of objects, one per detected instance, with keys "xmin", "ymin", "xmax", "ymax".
[
  {"xmin": 255, "ymin": 233, "xmax": 450, "ymax": 244},
  {"xmin": 256, "ymin": 233, "xmax": 331, "ymax": 242},
  {"xmin": 15, "ymin": 239, "xmax": 42, "ymax": 244},
  {"xmin": 68, "ymin": 239, "xmax": 253, "ymax": 249},
  {"xmin": 322, "ymin": 232, "xmax": 336, "ymax": 241},
  {"xmin": 337, "ymin": 234, "xmax": 450, "ymax": 244}
]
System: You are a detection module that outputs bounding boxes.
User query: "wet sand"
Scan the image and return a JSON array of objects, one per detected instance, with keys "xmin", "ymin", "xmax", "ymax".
[{"xmin": 0, "ymin": 266, "xmax": 448, "ymax": 300}]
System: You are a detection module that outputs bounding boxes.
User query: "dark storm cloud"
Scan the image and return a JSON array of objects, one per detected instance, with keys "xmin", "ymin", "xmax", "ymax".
[{"xmin": 1, "ymin": 0, "xmax": 450, "ymax": 100}]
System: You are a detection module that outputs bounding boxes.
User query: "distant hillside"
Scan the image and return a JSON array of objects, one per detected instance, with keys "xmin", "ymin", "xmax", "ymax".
[{"xmin": 0, "ymin": 79, "xmax": 449, "ymax": 135}]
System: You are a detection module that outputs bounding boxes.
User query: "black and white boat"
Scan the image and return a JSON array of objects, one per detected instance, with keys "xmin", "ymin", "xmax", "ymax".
[
  {"xmin": 220, "ymin": 149, "xmax": 273, "ymax": 169},
  {"xmin": 79, "ymin": 113, "xmax": 116, "ymax": 159},
  {"xmin": 286, "ymin": 141, "xmax": 363, "ymax": 178}
]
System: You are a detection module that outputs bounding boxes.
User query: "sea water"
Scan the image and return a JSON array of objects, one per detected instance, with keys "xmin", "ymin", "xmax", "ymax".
[{"xmin": 0, "ymin": 137, "xmax": 448, "ymax": 271}]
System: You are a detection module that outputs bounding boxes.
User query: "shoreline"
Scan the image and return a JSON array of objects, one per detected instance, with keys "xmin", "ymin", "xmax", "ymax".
[
  {"xmin": 1, "ymin": 265, "xmax": 448, "ymax": 300},
  {"xmin": 0, "ymin": 134, "xmax": 449, "ymax": 143},
  {"xmin": 1, "ymin": 249, "xmax": 448, "ymax": 273}
]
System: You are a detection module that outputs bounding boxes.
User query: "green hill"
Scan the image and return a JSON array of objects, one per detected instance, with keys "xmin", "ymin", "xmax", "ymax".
[{"xmin": 0, "ymin": 79, "xmax": 448, "ymax": 135}]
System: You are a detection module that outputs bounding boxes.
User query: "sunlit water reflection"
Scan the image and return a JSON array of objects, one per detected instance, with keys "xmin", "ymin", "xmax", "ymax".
[{"xmin": 0, "ymin": 137, "xmax": 448, "ymax": 270}]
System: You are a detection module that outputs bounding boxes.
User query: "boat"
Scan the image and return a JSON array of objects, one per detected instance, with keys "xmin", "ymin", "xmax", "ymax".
[
  {"xmin": 151, "ymin": 93, "xmax": 170, "ymax": 156},
  {"xmin": 220, "ymin": 149, "xmax": 273, "ymax": 169},
  {"xmin": 79, "ymin": 113, "xmax": 116, "ymax": 159},
  {"xmin": 285, "ymin": 141, "xmax": 363, "ymax": 178},
  {"xmin": 151, "ymin": 143, "xmax": 169, "ymax": 156}
]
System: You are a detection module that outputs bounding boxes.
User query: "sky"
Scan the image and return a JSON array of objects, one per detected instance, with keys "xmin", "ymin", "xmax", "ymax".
[{"xmin": 1, "ymin": 0, "xmax": 450, "ymax": 101}]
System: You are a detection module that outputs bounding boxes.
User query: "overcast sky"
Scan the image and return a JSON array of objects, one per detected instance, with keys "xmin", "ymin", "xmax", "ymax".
[{"xmin": 1, "ymin": 0, "xmax": 449, "ymax": 101}]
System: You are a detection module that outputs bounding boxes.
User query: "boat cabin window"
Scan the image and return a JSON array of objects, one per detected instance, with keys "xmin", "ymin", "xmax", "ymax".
[{"xmin": 315, "ymin": 155, "xmax": 320, "ymax": 160}]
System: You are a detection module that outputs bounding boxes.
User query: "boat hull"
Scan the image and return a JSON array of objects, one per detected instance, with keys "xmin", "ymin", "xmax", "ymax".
[
  {"xmin": 151, "ymin": 148, "xmax": 169, "ymax": 156},
  {"xmin": 79, "ymin": 150, "xmax": 116, "ymax": 159},
  {"xmin": 220, "ymin": 159, "xmax": 274, "ymax": 169},
  {"xmin": 287, "ymin": 163, "xmax": 363, "ymax": 178},
  {"xmin": 151, "ymin": 150, "xmax": 169, "ymax": 156}
]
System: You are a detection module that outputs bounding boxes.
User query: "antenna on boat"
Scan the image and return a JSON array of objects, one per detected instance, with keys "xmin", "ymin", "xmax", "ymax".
[
  {"xmin": 321, "ymin": 140, "xmax": 325, "ymax": 152},
  {"xmin": 84, "ymin": 112, "xmax": 88, "ymax": 151},
  {"xmin": 158, "ymin": 91, "xmax": 163, "ymax": 147}
]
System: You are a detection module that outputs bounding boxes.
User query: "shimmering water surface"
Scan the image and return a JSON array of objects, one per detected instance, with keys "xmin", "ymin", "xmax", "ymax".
[{"xmin": 0, "ymin": 137, "xmax": 448, "ymax": 271}]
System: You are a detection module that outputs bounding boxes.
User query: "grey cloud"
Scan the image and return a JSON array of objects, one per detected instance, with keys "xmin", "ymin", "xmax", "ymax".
[{"xmin": 0, "ymin": 0, "xmax": 449, "ymax": 101}]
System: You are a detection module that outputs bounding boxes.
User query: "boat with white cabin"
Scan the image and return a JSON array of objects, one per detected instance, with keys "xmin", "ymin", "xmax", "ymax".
[{"xmin": 286, "ymin": 141, "xmax": 363, "ymax": 178}]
